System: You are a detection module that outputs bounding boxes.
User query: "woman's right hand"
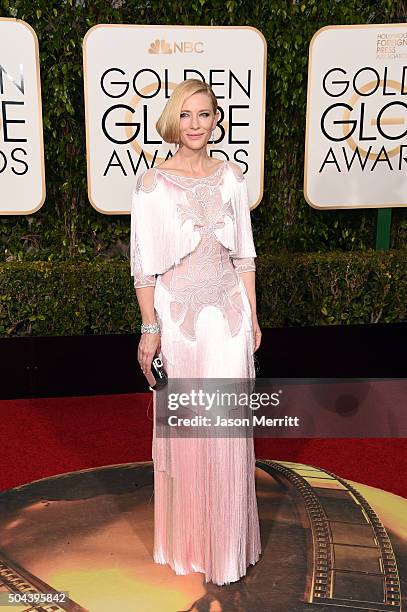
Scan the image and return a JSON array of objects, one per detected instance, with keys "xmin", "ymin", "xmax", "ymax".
[{"xmin": 138, "ymin": 332, "xmax": 161, "ymax": 381}]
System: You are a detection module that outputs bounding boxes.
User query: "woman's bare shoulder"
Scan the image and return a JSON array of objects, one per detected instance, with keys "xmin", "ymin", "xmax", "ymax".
[
  {"xmin": 136, "ymin": 167, "xmax": 158, "ymax": 192},
  {"xmin": 154, "ymin": 160, "xmax": 176, "ymax": 171}
]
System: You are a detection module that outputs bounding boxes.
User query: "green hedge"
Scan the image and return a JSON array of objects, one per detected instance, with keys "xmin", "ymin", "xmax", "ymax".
[
  {"xmin": 1, "ymin": 250, "xmax": 405, "ymax": 336},
  {"xmin": 0, "ymin": 0, "xmax": 406, "ymax": 267},
  {"xmin": 256, "ymin": 249, "xmax": 407, "ymax": 327}
]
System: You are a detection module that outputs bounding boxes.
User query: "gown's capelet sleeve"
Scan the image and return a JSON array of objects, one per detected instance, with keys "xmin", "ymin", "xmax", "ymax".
[{"xmin": 130, "ymin": 162, "xmax": 256, "ymax": 281}]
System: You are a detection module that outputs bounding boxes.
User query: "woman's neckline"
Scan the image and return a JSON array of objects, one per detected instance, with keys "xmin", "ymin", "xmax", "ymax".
[{"xmin": 154, "ymin": 159, "xmax": 226, "ymax": 180}]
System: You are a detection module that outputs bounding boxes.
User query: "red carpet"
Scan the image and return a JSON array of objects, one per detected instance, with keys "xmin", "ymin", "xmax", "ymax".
[{"xmin": 1, "ymin": 393, "xmax": 406, "ymax": 497}]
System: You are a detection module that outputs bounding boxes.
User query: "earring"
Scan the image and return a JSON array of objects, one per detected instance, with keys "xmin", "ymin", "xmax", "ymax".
[{"xmin": 211, "ymin": 130, "xmax": 215, "ymax": 144}]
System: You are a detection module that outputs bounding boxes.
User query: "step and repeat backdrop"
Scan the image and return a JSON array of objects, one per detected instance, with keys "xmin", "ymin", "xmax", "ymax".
[{"xmin": 1, "ymin": 17, "xmax": 407, "ymax": 215}]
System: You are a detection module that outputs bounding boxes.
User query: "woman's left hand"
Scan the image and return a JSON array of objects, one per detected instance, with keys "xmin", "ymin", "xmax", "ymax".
[{"xmin": 252, "ymin": 314, "xmax": 262, "ymax": 352}]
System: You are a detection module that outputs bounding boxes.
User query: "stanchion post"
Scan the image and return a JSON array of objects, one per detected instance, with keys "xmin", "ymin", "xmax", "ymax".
[{"xmin": 375, "ymin": 208, "xmax": 392, "ymax": 250}]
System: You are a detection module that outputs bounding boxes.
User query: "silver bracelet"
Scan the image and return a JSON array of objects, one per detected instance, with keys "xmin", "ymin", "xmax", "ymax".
[{"xmin": 141, "ymin": 322, "xmax": 160, "ymax": 334}]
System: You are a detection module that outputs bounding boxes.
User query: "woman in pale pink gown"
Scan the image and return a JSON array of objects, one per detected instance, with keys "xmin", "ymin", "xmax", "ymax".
[{"xmin": 130, "ymin": 79, "xmax": 262, "ymax": 586}]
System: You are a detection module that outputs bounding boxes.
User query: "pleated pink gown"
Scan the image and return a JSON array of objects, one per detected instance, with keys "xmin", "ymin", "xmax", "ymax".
[{"xmin": 132, "ymin": 161, "xmax": 262, "ymax": 585}]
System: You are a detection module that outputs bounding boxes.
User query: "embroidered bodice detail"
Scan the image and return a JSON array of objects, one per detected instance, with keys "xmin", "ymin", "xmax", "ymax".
[
  {"xmin": 131, "ymin": 161, "xmax": 256, "ymax": 340},
  {"xmin": 159, "ymin": 167, "xmax": 254, "ymax": 341},
  {"xmin": 174, "ymin": 171, "xmax": 234, "ymax": 238}
]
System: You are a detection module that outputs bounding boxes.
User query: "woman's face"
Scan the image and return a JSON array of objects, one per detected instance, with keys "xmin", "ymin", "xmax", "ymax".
[{"xmin": 178, "ymin": 91, "xmax": 219, "ymax": 149}]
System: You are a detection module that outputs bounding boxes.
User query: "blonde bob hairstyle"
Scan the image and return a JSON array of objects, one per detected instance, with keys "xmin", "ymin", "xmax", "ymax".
[{"xmin": 156, "ymin": 79, "xmax": 218, "ymax": 144}]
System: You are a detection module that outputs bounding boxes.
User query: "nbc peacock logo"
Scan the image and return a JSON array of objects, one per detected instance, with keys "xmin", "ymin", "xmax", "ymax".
[
  {"xmin": 147, "ymin": 39, "xmax": 204, "ymax": 54},
  {"xmin": 148, "ymin": 39, "xmax": 172, "ymax": 54}
]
